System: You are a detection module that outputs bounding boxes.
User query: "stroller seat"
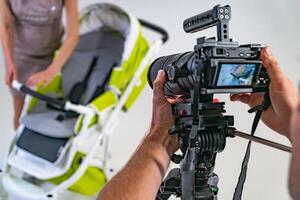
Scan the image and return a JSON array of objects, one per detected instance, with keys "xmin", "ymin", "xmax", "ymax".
[
  {"xmin": 15, "ymin": 29, "xmax": 125, "ymax": 164},
  {"xmin": 21, "ymin": 111, "xmax": 76, "ymax": 138}
]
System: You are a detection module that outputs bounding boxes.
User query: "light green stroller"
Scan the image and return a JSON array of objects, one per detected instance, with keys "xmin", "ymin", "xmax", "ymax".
[{"xmin": 1, "ymin": 3, "xmax": 168, "ymax": 199}]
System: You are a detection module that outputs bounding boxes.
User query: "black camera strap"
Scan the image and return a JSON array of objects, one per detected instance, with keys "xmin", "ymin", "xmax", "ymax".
[
  {"xmin": 233, "ymin": 93, "xmax": 271, "ymax": 200},
  {"xmin": 181, "ymin": 66, "xmax": 202, "ymax": 200}
]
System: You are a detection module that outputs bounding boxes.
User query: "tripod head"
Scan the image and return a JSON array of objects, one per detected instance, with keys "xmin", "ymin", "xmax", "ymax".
[{"xmin": 156, "ymin": 94, "xmax": 235, "ymax": 200}]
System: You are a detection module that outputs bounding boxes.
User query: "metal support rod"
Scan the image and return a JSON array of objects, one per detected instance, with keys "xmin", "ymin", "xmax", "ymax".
[{"xmin": 234, "ymin": 131, "xmax": 292, "ymax": 153}]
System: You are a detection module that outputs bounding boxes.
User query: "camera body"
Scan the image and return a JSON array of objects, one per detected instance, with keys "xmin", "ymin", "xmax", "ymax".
[{"xmin": 194, "ymin": 38, "xmax": 269, "ymax": 95}]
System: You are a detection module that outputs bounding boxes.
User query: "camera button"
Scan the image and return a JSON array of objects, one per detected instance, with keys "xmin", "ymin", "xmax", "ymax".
[{"xmin": 212, "ymin": 98, "xmax": 220, "ymax": 103}]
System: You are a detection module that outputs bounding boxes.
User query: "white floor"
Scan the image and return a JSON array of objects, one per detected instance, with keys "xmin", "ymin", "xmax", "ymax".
[{"xmin": 1, "ymin": 0, "xmax": 300, "ymax": 199}]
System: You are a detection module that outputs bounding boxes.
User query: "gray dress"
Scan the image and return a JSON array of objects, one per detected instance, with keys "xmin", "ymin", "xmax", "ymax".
[{"xmin": 7, "ymin": 0, "xmax": 64, "ymax": 96}]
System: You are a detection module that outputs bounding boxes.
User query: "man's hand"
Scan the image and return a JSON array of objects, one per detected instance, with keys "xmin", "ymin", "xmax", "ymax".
[
  {"xmin": 98, "ymin": 70, "xmax": 180, "ymax": 200},
  {"xmin": 289, "ymin": 97, "xmax": 300, "ymax": 199},
  {"xmin": 5, "ymin": 64, "xmax": 17, "ymax": 87},
  {"xmin": 149, "ymin": 70, "xmax": 179, "ymax": 156},
  {"xmin": 230, "ymin": 47, "xmax": 298, "ymax": 140},
  {"xmin": 26, "ymin": 68, "xmax": 57, "ymax": 87},
  {"xmin": 151, "ymin": 70, "xmax": 177, "ymax": 130}
]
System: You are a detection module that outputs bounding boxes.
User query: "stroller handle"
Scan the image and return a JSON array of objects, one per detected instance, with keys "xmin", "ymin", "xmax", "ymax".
[
  {"xmin": 12, "ymin": 80, "xmax": 95, "ymax": 116},
  {"xmin": 12, "ymin": 80, "xmax": 66, "ymax": 109},
  {"xmin": 138, "ymin": 19, "xmax": 169, "ymax": 44}
]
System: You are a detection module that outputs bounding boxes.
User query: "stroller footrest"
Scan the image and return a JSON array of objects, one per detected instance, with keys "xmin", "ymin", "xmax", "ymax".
[
  {"xmin": 16, "ymin": 128, "xmax": 69, "ymax": 163},
  {"xmin": 7, "ymin": 149, "xmax": 68, "ymax": 180},
  {"xmin": 2, "ymin": 174, "xmax": 47, "ymax": 200}
]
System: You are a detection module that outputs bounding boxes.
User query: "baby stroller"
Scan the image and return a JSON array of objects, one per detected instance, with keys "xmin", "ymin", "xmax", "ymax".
[{"xmin": 1, "ymin": 3, "xmax": 168, "ymax": 200}]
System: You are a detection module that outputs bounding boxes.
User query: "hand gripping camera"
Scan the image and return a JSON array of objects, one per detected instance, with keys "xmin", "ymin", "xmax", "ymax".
[{"xmin": 148, "ymin": 5, "xmax": 273, "ymax": 200}]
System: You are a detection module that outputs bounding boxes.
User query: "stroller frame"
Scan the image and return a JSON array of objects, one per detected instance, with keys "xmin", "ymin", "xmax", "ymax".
[{"xmin": 1, "ymin": 4, "xmax": 168, "ymax": 199}]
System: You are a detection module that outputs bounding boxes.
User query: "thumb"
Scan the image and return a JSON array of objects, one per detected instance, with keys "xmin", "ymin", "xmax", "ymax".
[
  {"xmin": 261, "ymin": 47, "xmax": 285, "ymax": 82},
  {"xmin": 153, "ymin": 70, "xmax": 167, "ymax": 101}
]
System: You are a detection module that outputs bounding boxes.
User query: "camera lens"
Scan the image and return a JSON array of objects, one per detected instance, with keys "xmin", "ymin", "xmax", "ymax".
[{"xmin": 147, "ymin": 52, "xmax": 196, "ymax": 96}]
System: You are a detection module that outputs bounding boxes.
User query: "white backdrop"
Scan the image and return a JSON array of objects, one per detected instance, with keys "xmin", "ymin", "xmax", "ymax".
[{"xmin": 1, "ymin": 0, "xmax": 300, "ymax": 199}]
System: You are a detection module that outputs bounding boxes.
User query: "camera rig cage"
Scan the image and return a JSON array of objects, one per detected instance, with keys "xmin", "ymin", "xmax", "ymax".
[
  {"xmin": 158, "ymin": 4, "xmax": 270, "ymax": 98},
  {"xmin": 150, "ymin": 5, "xmax": 290, "ymax": 200}
]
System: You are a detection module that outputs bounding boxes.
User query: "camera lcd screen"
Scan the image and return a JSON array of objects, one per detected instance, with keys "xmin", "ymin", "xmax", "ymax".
[{"xmin": 216, "ymin": 63, "xmax": 257, "ymax": 87}]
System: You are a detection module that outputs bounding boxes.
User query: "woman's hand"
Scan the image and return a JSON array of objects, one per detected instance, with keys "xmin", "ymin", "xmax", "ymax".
[
  {"xmin": 230, "ymin": 47, "xmax": 299, "ymax": 140},
  {"xmin": 5, "ymin": 64, "xmax": 17, "ymax": 87},
  {"xmin": 26, "ymin": 68, "xmax": 57, "ymax": 87}
]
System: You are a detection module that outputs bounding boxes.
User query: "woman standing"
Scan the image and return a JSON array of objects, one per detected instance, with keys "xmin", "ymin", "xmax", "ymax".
[{"xmin": 0, "ymin": 0, "xmax": 79, "ymax": 129}]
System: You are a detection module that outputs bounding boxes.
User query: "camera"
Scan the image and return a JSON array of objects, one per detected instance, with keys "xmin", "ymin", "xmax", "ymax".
[
  {"xmin": 148, "ymin": 5, "xmax": 269, "ymax": 98},
  {"xmin": 147, "ymin": 5, "xmax": 271, "ymax": 200}
]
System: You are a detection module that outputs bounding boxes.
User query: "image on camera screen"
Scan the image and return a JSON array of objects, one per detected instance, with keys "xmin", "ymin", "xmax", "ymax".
[{"xmin": 216, "ymin": 63, "xmax": 257, "ymax": 86}]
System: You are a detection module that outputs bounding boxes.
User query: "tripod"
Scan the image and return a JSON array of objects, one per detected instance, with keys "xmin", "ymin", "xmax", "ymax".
[{"xmin": 156, "ymin": 98, "xmax": 235, "ymax": 200}]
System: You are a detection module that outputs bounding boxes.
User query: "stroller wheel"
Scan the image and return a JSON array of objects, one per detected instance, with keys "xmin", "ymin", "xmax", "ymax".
[{"xmin": 46, "ymin": 193, "xmax": 56, "ymax": 199}]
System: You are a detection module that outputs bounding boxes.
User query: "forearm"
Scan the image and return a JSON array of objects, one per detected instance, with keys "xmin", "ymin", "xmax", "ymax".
[
  {"xmin": 289, "ymin": 131, "xmax": 300, "ymax": 199},
  {"xmin": 48, "ymin": 0, "xmax": 79, "ymax": 74},
  {"xmin": 0, "ymin": 22, "xmax": 15, "ymax": 67},
  {"xmin": 98, "ymin": 127, "xmax": 172, "ymax": 200},
  {"xmin": 47, "ymin": 35, "xmax": 78, "ymax": 73}
]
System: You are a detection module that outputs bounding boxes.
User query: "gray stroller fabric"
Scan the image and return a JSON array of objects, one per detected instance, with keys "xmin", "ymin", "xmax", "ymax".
[
  {"xmin": 29, "ymin": 92, "xmax": 62, "ymax": 114},
  {"xmin": 22, "ymin": 29, "xmax": 124, "ymax": 138},
  {"xmin": 21, "ymin": 111, "xmax": 77, "ymax": 138},
  {"xmin": 17, "ymin": 6, "xmax": 127, "ymax": 162},
  {"xmin": 79, "ymin": 3, "xmax": 130, "ymax": 36},
  {"xmin": 62, "ymin": 29, "xmax": 124, "ymax": 104},
  {"xmin": 76, "ymin": 28, "xmax": 124, "ymax": 52}
]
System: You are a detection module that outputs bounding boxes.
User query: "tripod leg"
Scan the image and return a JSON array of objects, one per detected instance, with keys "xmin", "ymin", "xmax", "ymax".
[
  {"xmin": 208, "ymin": 173, "xmax": 219, "ymax": 200},
  {"xmin": 156, "ymin": 168, "xmax": 181, "ymax": 200}
]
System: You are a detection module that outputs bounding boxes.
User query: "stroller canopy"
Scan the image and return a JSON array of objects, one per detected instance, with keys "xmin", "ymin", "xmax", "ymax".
[
  {"xmin": 79, "ymin": 3, "xmax": 140, "ymax": 62},
  {"xmin": 80, "ymin": 3, "xmax": 130, "ymax": 36}
]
